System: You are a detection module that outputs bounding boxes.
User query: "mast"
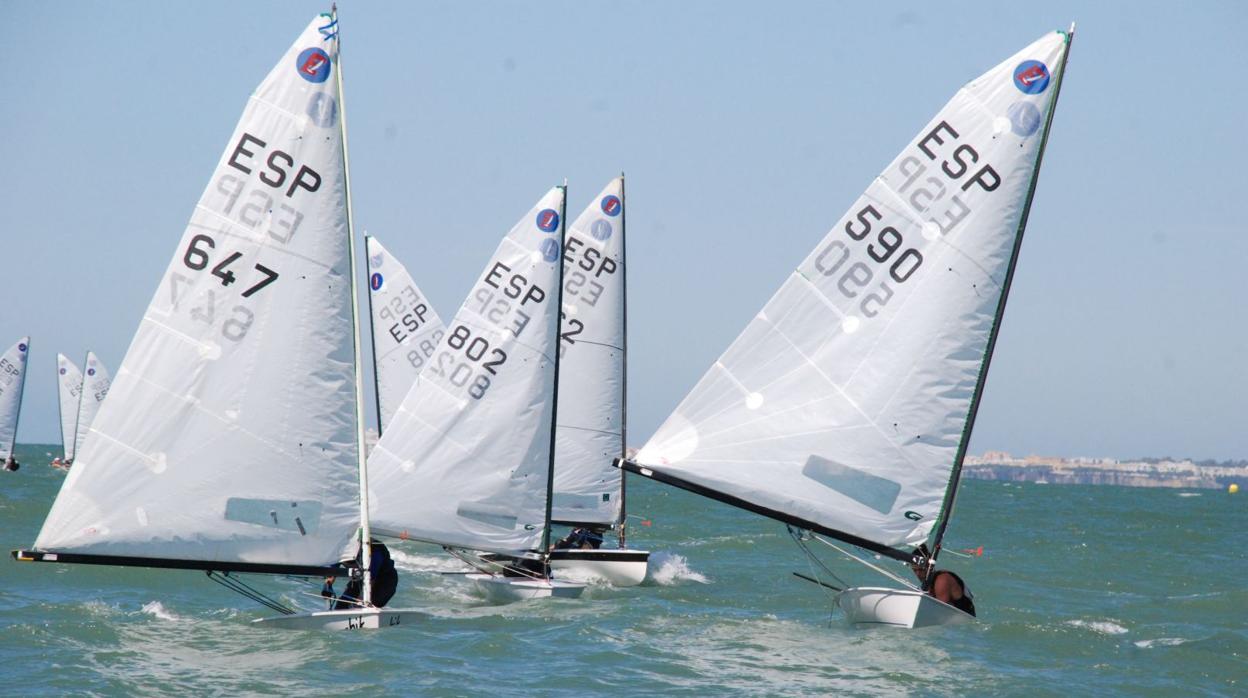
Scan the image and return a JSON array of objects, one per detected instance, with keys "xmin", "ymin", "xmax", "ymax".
[
  {"xmin": 540, "ymin": 184, "xmax": 569, "ymax": 562},
  {"xmin": 617, "ymin": 174, "xmax": 628, "ymax": 549},
  {"xmin": 332, "ymin": 4, "xmax": 373, "ymax": 606},
  {"xmin": 929, "ymin": 25, "xmax": 1076, "ymax": 565},
  {"xmin": 363, "ymin": 235, "xmax": 385, "ymax": 437}
]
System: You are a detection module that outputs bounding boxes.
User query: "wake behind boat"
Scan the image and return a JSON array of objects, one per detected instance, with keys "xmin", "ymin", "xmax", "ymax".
[{"xmin": 622, "ymin": 26, "xmax": 1075, "ymax": 628}]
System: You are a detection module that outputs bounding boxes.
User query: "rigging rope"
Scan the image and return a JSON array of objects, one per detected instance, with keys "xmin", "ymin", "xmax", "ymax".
[{"xmin": 206, "ymin": 571, "xmax": 296, "ymax": 615}]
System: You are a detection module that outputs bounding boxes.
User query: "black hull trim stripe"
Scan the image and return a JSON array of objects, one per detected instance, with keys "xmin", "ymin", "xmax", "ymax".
[
  {"xmin": 616, "ymin": 459, "xmax": 912, "ymax": 562},
  {"xmin": 548, "ymin": 550, "xmax": 650, "ymax": 563},
  {"xmin": 12, "ymin": 549, "xmax": 339, "ymax": 577}
]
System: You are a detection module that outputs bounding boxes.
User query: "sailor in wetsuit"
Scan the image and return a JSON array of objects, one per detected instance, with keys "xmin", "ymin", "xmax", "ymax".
[
  {"xmin": 910, "ymin": 544, "xmax": 976, "ymax": 617},
  {"xmin": 322, "ymin": 540, "xmax": 399, "ymax": 610},
  {"xmin": 551, "ymin": 527, "xmax": 604, "ymax": 550},
  {"xmin": 2, "ymin": 457, "xmax": 18, "ymax": 472}
]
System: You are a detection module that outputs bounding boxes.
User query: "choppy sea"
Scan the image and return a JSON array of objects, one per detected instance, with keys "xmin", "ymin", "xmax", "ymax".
[{"xmin": 1, "ymin": 442, "xmax": 1244, "ymax": 696}]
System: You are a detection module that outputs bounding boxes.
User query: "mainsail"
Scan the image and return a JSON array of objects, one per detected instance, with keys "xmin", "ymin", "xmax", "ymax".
[
  {"xmin": 368, "ymin": 187, "xmax": 566, "ymax": 556},
  {"xmin": 29, "ymin": 14, "xmax": 360, "ymax": 573},
  {"xmin": 55, "ymin": 354, "xmax": 84, "ymax": 462},
  {"xmin": 365, "ymin": 236, "xmax": 447, "ymax": 433},
  {"xmin": 72, "ymin": 352, "xmax": 112, "ymax": 460},
  {"xmin": 0, "ymin": 337, "xmax": 30, "ymax": 461},
  {"xmin": 626, "ymin": 30, "xmax": 1073, "ymax": 561},
  {"xmin": 550, "ymin": 178, "xmax": 627, "ymax": 527}
]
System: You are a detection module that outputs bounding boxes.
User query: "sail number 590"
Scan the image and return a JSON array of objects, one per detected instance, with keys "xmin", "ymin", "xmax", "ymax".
[{"xmin": 815, "ymin": 204, "xmax": 923, "ymax": 319}]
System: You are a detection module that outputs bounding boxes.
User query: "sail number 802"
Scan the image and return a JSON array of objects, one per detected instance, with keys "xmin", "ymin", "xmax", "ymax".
[{"xmin": 429, "ymin": 325, "xmax": 508, "ymax": 400}]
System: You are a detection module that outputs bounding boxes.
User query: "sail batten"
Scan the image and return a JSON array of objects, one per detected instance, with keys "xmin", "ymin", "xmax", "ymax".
[
  {"xmin": 634, "ymin": 30, "xmax": 1072, "ymax": 553},
  {"xmin": 30, "ymin": 15, "xmax": 362, "ymax": 570}
]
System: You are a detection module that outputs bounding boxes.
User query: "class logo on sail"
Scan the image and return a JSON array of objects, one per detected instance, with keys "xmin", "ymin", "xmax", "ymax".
[
  {"xmin": 601, "ymin": 194, "xmax": 622, "ymax": 217},
  {"xmin": 1013, "ymin": 60, "xmax": 1050, "ymax": 94},
  {"xmin": 295, "ymin": 47, "xmax": 332, "ymax": 83},
  {"xmin": 536, "ymin": 209, "xmax": 560, "ymax": 233},
  {"xmin": 370, "ymin": 273, "xmax": 384, "ymax": 291},
  {"xmin": 17, "ymin": 343, "xmax": 26, "ymax": 353}
]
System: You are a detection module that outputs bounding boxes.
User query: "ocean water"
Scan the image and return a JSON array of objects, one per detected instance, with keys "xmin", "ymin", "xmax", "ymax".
[{"xmin": 1, "ymin": 442, "xmax": 1244, "ymax": 696}]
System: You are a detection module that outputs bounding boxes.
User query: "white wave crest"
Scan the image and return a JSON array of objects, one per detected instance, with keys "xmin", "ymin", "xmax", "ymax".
[
  {"xmin": 1066, "ymin": 619, "xmax": 1128, "ymax": 635},
  {"xmin": 646, "ymin": 551, "xmax": 709, "ymax": 586},
  {"xmin": 391, "ymin": 549, "xmax": 471, "ymax": 574},
  {"xmin": 1134, "ymin": 637, "xmax": 1187, "ymax": 648},
  {"xmin": 1176, "ymin": 492, "xmax": 1202, "ymax": 497},
  {"xmin": 140, "ymin": 601, "xmax": 182, "ymax": 622}
]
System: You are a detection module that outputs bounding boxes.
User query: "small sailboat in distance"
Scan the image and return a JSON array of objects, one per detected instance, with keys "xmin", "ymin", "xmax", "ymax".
[
  {"xmin": 53, "ymin": 353, "xmax": 83, "ymax": 468},
  {"xmin": 621, "ymin": 26, "xmax": 1075, "ymax": 628},
  {"xmin": 72, "ymin": 352, "xmax": 112, "ymax": 460},
  {"xmin": 548, "ymin": 176, "xmax": 650, "ymax": 586},
  {"xmin": 14, "ymin": 8, "xmax": 420, "ymax": 631},
  {"xmin": 367, "ymin": 186, "xmax": 584, "ymax": 602},
  {"xmin": 0, "ymin": 337, "xmax": 30, "ymax": 472},
  {"xmin": 364, "ymin": 235, "xmax": 447, "ymax": 435}
]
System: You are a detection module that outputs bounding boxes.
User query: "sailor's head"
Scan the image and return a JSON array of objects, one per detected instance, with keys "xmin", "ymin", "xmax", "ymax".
[{"xmin": 909, "ymin": 544, "xmax": 932, "ymax": 573}]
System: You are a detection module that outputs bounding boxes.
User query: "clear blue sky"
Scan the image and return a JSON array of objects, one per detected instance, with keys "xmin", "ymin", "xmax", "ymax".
[{"xmin": 2, "ymin": 1, "xmax": 1245, "ymax": 461}]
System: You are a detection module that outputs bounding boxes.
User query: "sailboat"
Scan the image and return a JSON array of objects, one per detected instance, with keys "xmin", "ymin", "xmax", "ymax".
[
  {"xmin": 0, "ymin": 337, "xmax": 30, "ymax": 471},
  {"xmin": 53, "ymin": 353, "xmax": 83, "ymax": 468},
  {"xmin": 366, "ymin": 186, "xmax": 585, "ymax": 602},
  {"xmin": 547, "ymin": 176, "xmax": 650, "ymax": 586},
  {"xmin": 620, "ymin": 27, "xmax": 1075, "ymax": 628},
  {"xmin": 364, "ymin": 235, "xmax": 447, "ymax": 434},
  {"xmin": 72, "ymin": 352, "xmax": 112, "ymax": 460},
  {"xmin": 13, "ymin": 9, "xmax": 419, "ymax": 631}
]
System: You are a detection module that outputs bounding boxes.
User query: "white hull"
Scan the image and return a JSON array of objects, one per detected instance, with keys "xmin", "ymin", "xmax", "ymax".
[
  {"xmin": 467, "ymin": 573, "xmax": 586, "ymax": 602},
  {"xmin": 548, "ymin": 549, "xmax": 649, "ymax": 587},
  {"xmin": 252, "ymin": 608, "xmax": 423, "ymax": 631},
  {"xmin": 837, "ymin": 587, "xmax": 974, "ymax": 629}
]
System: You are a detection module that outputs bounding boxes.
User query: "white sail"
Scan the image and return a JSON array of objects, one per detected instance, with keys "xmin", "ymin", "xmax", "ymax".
[
  {"xmin": 0, "ymin": 337, "xmax": 31, "ymax": 460},
  {"xmin": 368, "ymin": 187, "xmax": 566, "ymax": 555},
  {"xmin": 550, "ymin": 178, "xmax": 626, "ymax": 526},
  {"xmin": 33, "ymin": 14, "xmax": 361, "ymax": 569},
  {"xmin": 72, "ymin": 352, "xmax": 112, "ymax": 459},
  {"xmin": 634, "ymin": 31, "xmax": 1072, "ymax": 556},
  {"xmin": 55, "ymin": 353, "xmax": 84, "ymax": 461},
  {"xmin": 365, "ymin": 236, "xmax": 447, "ymax": 433}
]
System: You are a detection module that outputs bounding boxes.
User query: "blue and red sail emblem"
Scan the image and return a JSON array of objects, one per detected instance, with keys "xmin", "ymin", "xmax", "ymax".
[
  {"xmin": 87, "ymin": 368, "xmax": 96, "ymax": 377},
  {"xmin": 17, "ymin": 343, "xmax": 26, "ymax": 353},
  {"xmin": 59, "ymin": 367, "xmax": 67, "ymax": 375},
  {"xmin": 296, "ymin": 47, "xmax": 332, "ymax": 83},
  {"xmin": 1013, "ymin": 60, "xmax": 1050, "ymax": 95},
  {"xmin": 370, "ymin": 273, "xmax": 384, "ymax": 291},
  {"xmin": 600, "ymin": 194, "xmax": 622, "ymax": 217},
  {"xmin": 536, "ymin": 209, "xmax": 560, "ymax": 233}
]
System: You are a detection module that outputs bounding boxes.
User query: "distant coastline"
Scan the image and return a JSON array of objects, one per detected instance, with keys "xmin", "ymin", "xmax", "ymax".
[{"xmin": 964, "ymin": 451, "xmax": 1245, "ymax": 489}]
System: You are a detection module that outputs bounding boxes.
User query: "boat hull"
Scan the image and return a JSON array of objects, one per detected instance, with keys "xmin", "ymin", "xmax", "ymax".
[
  {"xmin": 837, "ymin": 587, "xmax": 974, "ymax": 629},
  {"xmin": 548, "ymin": 549, "xmax": 650, "ymax": 586},
  {"xmin": 467, "ymin": 573, "xmax": 586, "ymax": 602},
  {"xmin": 252, "ymin": 608, "xmax": 423, "ymax": 631}
]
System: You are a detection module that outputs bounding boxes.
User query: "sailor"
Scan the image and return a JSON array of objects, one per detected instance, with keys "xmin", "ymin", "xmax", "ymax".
[
  {"xmin": 552, "ymin": 526, "xmax": 604, "ymax": 550},
  {"xmin": 324, "ymin": 539, "xmax": 399, "ymax": 609},
  {"xmin": 910, "ymin": 544, "xmax": 976, "ymax": 617},
  {"xmin": 2, "ymin": 457, "xmax": 18, "ymax": 472}
]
